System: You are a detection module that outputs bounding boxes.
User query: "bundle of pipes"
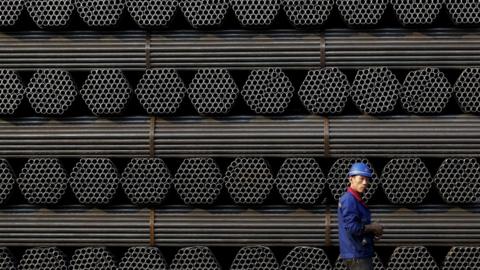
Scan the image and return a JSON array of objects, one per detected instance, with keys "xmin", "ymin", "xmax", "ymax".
[
  {"xmin": 119, "ymin": 247, "xmax": 168, "ymax": 270},
  {"xmin": 276, "ymin": 158, "xmax": 325, "ymax": 205},
  {"xmin": 455, "ymin": 67, "xmax": 480, "ymax": 113},
  {"xmin": 230, "ymin": 0, "xmax": 281, "ymax": 26},
  {"xmin": 0, "ymin": 159, "xmax": 14, "ymax": 205},
  {"xmin": 284, "ymin": 246, "xmax": 333, "ymax": 270},
  {"xmin": 435, "ymin": 158, "xmax": 480, "ymax": 204},
  {"xmin": 350, "ymin": 67, "xmax": 401, "ymax": 115},
  {"xmin": 75, "ymin": 0, "xmax": 125, "ymax": 27},
  {"xmin": 178, "ymin": 0, "xmax": 229, "ymax": 28},
  {"xmin": 1, "ymin": 156, "xmax": 477, "ymax": 206},
  {"xmin": 173, "ymin": 158, "xmax": 223, "ymax": 205},
  {"xmin": 380, "ymin": 158, "xmax": 432, "ymax": 204},
  {"xmin": 121, "ymin": 158, "xmax": 172, "ymax": 205},
  {"xmin": 336, "ymin": 0, "xmax": 388, "ymax": 25},
  {"xmin": 230, "ymin": 246, "xmax": 279, "ymax": 270},
  {"xmin": 70, "ymin": 247, "xmax": 116, "ymax": 270},
  {"xmin": 80, "ymin": 69, "xmax": 132, "ymax": 116},
  {"xmin": 188, "ymin": 68, "xmax": 239, "ymax": 115},
  {"xmin": 0, "ymin": 115, "xmax": 480, "ymax": 158},
  {"xmin": 4, "ymin": 67, "xmax": 478, "ymax": 116},
  {"xmin": 17, "ymin": 158, "xmax": 68, "ymax": 205},
  {"xmin": 126, "ymin": 0, "xmax": 177, "ymax": 28},
  {"xmin": 282, "ymin": 0, "xmax": 334, "ymax": 27},
  {"xmin": 225, "ymin": 157, "xmax": 275, "ymax": 205},
  {"xmin": 1, "ymin": 0, "xmax": 479, "ymax": 28},
  {"xmin": 0, "ymin": 205, "xmax": 478, "ymax": 246},
  {"xmin": 442, "ymin": 246, "xmax": 480, "ymax": 270},
  {"xmin": 241, "ymin": 68, "xmax": 295, "ymax": 114},
  {"xmin": 135, "ymin": 68, "xmax": 186, "ymax": 114},
  {"xmin": 391, "ymin": 0, "xmax": 443, "ymax": 25},
  {"xmin": 298, "ymin": 67, "xmax": 349, "ymax": 115},
  {"xmin": 17, "ymin": 247, "xmax": 68, "ymax": 270},
  {"xmin": 0, "ymin": 29, "xmax": 479, "ymax": 70},
  {"xmin": 1, "ymin": 245, "xmax": 479, "ymax": 270},
  {"xmin": 170, "ymin": 246, "xmax": 221, "ymax": 270},
  {"xmin": 24, "ymin": 0, "xmax": 75, "ymax": 29},
  {"xmin": 387, "ymin": 246, "xmax": 438, "ymax": 270},
  {"xmin": 25, "ymin": 69, "xmax": 77, "ymax": 115},
  {"xmin": 401, "ymin": 67, "xmax": 453, "ymax": 114},
  {"xmin": 69, "ymin": 158, "xmax": 120, "ymax": 205}
]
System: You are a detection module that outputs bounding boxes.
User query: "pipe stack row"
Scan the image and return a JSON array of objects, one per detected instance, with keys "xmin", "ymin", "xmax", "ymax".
[
  {"xmin": 0, "ymin": 30, "xmax": 480, "ymax": 70},
  {"xmin": 0, "ymin": 245, "xmax": 478, "ymax": 270},
  {"xmin": 0, "ymin": 205, "xmax": 478, "ymax": 246},
  {"xmin": 0, "ymin": 115, "xmax": 479, "ymax": 157},
  {"xmin": 1, "ymin": 157, "xmax": 479, "ymax": 205},
  {"xmin": 1, "ymin": 0, "xmax": 479, "ymax": 28},
  {"xmin": 1, "ymin": 67, "xmax": 480, "ymax": 115}
]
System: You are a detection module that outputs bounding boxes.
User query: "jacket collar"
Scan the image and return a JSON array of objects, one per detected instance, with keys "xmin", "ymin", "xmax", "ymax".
[{"xmin": 347, "ymin": 187, "xmax": 368, "ymax": 208}]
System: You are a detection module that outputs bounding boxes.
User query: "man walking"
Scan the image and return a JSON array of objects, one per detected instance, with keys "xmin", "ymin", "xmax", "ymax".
[{"xmin": 338, "ymin": 162, "xmax": 384, "ymax": 270}]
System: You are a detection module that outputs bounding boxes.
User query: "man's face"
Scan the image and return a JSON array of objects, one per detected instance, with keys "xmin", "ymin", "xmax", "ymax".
[{"xmin": 349, "ymin": 175, "xmax": 369, "ymax": 194}]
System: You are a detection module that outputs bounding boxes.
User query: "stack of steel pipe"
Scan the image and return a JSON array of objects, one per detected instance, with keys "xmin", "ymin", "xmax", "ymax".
[
  {"xmin": 25, "ymin": 69, "xmax": 77, "ymax": 115},
  {"xmin": 121, "ymin": 158, "xmax": 172, "ymax": 205},
  {"xmin": 135, "ymin": 68, "xmax": 186, "ymax": 114},
  {"xmin": 0, "ymin": 69, "xmax": 24, "ymax": 115},
  {"xmin": 380, "ymin": 158, "xmax": 432, "ymax": 204},
  {"xmin": 178, "ymin": 0, "xmax": 229, "ymax": 28},
  {"xmin": 188, "ymin": 68, "xmax": 239, "ymax": 115},
  {"xmin": 173, "ymin": 158, "xmax": 223, "ymax": 205},
  {"xmin": 230, "ymin": 246, "xmax": 280, "ymax": 270},
  {"xmin": 24, "ymin": 0, "xmax": 74, "ymax": 29},
  {"xmin": 17, "ymin": 158, "xmax": 68, "ymax": 205},
  {"xmin": 336, "ymin": 0, "xmax": 388, "ymax": 26},
  {"xmin": 0, "ymin": 246, "xmax": 478, "ymax": 270},
  {"xmin": 0, "ymin": 0, "xmax": 478, "ymax": 265},
  {"xmin": 118, "ymin": 246, "xmax": 168, "ymax": 270},
  {"xmin": 386, "ymin": 246, "xmax": 438, "ymax": 270},
  {"xmin": 75, "ymin": 0, "xmax": 125, "ymax": 27},
  {"xmin": 0, "ymin": 205, "xmax": 478, "ymax": 246},
  {"xmin": 1, "ymin": 1, "xmax": 480, "ymax": 28},
  {"xmin": 434, "ymin": 158, "xmax": 480, "ymax": 204},
  {"xmin": 276, "ymin": 158, "xmax": 325, "ymax": 205},
  {"xmin": 0, "ymin": 30, "xmax": 478, "ymax": 70},
  {"xmin": 170, "ymin": 246, "xmax": 221, "ymax": 270},
  {"xmin": 69, "ymin": 158, "xmax": 120, "ymax": 205},
  {"xmin": 0, "ymin": 115, "xmax": 479, "ymax": 157},
  {"xmin": 1, "ymin": 67, "xmax": 480, "ymax": 116},
  {"xmin": 126, "ymin": 0, "xmax": 177, "ymax": 28},
  {"xmin": 350, "ymin": 67, "xmax": 401, "ymax": 115}
]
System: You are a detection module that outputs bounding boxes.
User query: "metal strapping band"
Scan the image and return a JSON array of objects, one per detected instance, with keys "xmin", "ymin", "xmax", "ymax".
[
  {"xmin": 149, "ymin": 209, "xmax": 155, "ymax": 246},
  {"xmin": 323, "ymin": 116, "xmax": 330, "ymax": 157},
  {"xmin": 145, "ymin": 31, "xmax": 151, "ymax": 69},
  {"xmin": 149, "ymin": 117, "xmax": 155, "ymax": 158},
  {"xmin": 320, "ymin": 33, "xmax": 325, "ymax": 68},
  {"xmin": 325, "ymin": 205, "xmax": 331, "ymax": 247}
]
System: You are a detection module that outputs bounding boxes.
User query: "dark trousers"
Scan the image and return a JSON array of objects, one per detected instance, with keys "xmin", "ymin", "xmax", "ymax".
[{"xmin": 343, "ymin": 258, "xmax": 373, "ymax": 270}]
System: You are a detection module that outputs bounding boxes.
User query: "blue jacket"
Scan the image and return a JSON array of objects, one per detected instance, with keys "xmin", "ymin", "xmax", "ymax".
[{"xmin": 337, "ymin": 191, "xmax": 374, "ymax": 259}]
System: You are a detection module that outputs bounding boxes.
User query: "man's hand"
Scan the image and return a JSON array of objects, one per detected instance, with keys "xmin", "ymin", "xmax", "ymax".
[{"xmin": 364, "ymin": 222, "xmax": 383, "ymax": 237}]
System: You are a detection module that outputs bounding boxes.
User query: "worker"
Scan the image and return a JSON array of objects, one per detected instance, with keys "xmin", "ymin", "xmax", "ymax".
[{"xmin": 338, "ymin": 162, "xmax": 384, "ymax": 270}]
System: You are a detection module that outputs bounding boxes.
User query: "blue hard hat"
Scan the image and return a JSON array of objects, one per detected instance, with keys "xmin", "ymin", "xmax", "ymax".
[{"xmin": 348, "ymin": 162, "xmax": 373, "ymax": 178}]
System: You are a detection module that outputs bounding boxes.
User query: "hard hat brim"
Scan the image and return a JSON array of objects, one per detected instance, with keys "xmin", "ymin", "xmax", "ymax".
[{"xmin": 347, "ymin": 170, "xmax": 372, "ymax": 178}]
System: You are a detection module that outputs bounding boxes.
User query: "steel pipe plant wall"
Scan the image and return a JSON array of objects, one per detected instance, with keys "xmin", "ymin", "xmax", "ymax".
[{"xmin": 0, "ymin": 0, "xmax": 478, "ymax": 269}]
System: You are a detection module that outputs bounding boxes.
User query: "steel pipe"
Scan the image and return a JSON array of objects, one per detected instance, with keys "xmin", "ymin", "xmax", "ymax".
[
  {"xmin": 0, "ymin": 29, "xmax": 478, "ymax": 70},
  {"xmin": 0, "ymin": 205, "xmax": 478, "ymax": 246}
]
